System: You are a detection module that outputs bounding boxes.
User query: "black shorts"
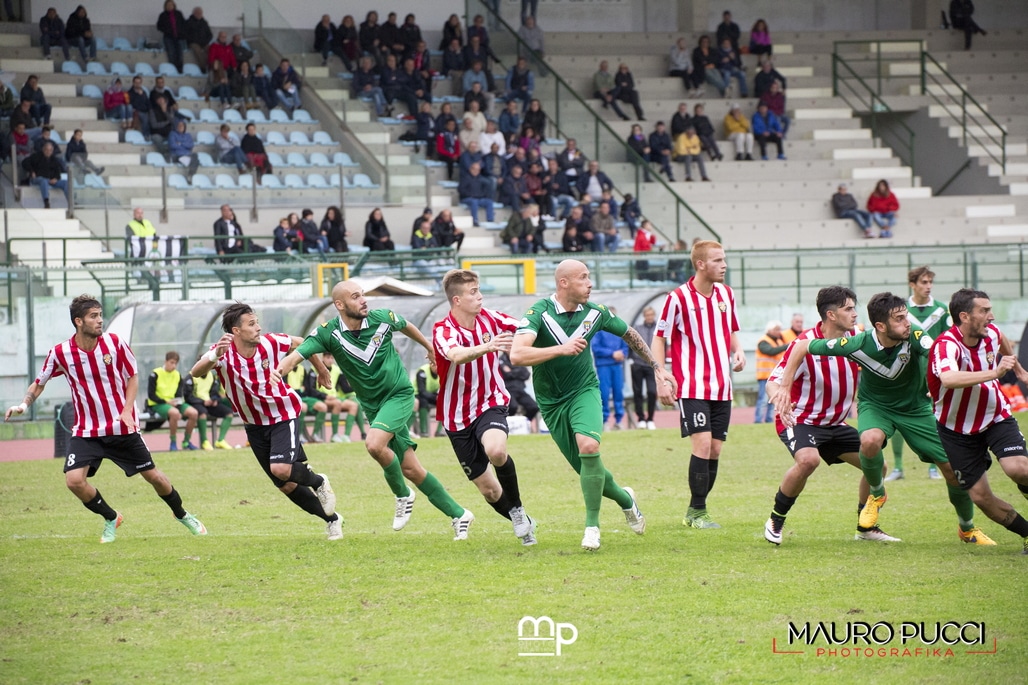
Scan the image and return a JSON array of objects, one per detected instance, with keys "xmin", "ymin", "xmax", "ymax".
[
  {"xmin": 445, "ymin": 405, "xmax": 509, "ymax": 481},
  {"xmin": 64, "ymin": 434, "xmax": 156, "ymax": 477},
  {"xmin": 936, "ymin": 417, "xmax": 1028, "ymax": 490},
  {"xmin": 678, "ymin": 398, "xmax": 731, "ymax": 441},
  {"xmin": 245, "ymin": 418, "xmax": 308, "ymax": 487},
  {"xmin": 187, "ymin": 400, "xmax": 232, "ymax": 419},
  {"xmin": 778, "ymin": 423, "xmax": 861, "ymax": 465}
]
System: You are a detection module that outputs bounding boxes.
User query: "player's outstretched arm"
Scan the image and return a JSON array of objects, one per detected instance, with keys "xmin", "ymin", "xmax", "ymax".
[
  {"xmin": 191, "ymin": 333, "xmax": 233, "ymax": 377},
  {"xmin": 400, "ymin": 322, "xmax": 436, "ymax": 367},
  {"xmin": 273, "ymin": 350, "xmax": 305, "ymax": 383},
  {"xmin": 623, "ymin": 326, "xmax": 678, "ymax": 397},
  {"xmin": 940, "ymin": 355, "xmax": 1015, "ymax": 389},
  {"xmin": 5, "ymin": 382, "xmax": 43, "ymax": 421},
  {"xmin": 510, "ymin": 331, "xmax": 586, "ymax": 366},
  {"xmin": 770, "ymin": 339, "xmax": 809, "ymax": 420},
  {"xmin": 447, "ymin": 331, "xmax": 514, "ymax": 365},
  {"xmin": 295, "ymin": 337, "xmax": 331, "ymax": 386}
]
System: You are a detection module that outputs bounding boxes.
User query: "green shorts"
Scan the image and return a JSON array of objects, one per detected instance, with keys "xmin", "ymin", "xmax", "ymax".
[
  {"xmin": 538, "ymin": 387, "xmax": 603, "ymax": 474},
  {"xmin": 364, "ymin": 390, "xmax": 417, "ymax": 461},
  {"xmin": 857, "ymin": 401, "xmax": 948, "ymax": 465},
  {"xmin": 301, "ymin": 396, "xmax": 321, "ymax": 413},
  {"xmin": 147, "ymin": 403, "xmax": 176, "ymax": 420}
]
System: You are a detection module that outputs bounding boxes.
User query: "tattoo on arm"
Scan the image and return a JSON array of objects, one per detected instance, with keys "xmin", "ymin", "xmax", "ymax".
[
  {"xmin": 623, "ymin": 327, "xmax": 656, "ymax": 367},
  {"xmin": 23, "ymin": 393, "xmax": 34, "ymax": 406}
]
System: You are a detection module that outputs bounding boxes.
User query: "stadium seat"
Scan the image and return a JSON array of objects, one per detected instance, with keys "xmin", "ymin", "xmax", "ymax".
[
  {"xmin": 214, "ymin": 173, "xmax": 238, "ymax": 189},
  {"xmin": 93, "ymin": 37, "xmax": 110, "ymax": 51},
  {"xmin": 196, "ymin": 130, "xmax": 216, "ymax": 145},
  {"xmin": 196, "ymin": 152, "xmax": 217, "ymax": 167},
  {"xmin": 62, "ymin": 61, "xmax": 84, "ymax": 75},
  {"xmin": 267, "ymin": 152, "xmax": 286, "ymax": 167},
  {"xmin": 110, "ymin": 61, "xmax": 131, "ymax": 75},
  {"xmin": 125, "ymin": 130, "xmax": 148, "ymax": 145},
  {"xmin": 177, "ymin": 86, "xmax": 201, "ymax": 100},
  {"xmin": 312, "ymin": 131, "xmax": 337, "ymax": 146},
  {"xmin": 309, "ymin": 152, "xmax": 332, "ymax": 167},
  {"xmin": 167, "ymin": 173, "xmax": 189, "ymax": 189},
  {"xmin": 222, "ymin": 109, "xmax": 243, "ymax": 123},
  {"xmin": 289, "ymin": 131, "xmax": 312, "ymax": 146},
  {"xmin": 50, "ymin": 131, "xmax": 65, "ymax": 144},
  {"xmin": 191, "ymin": 174, "xmax": 214, "ymax": 189},
  {"xmin": 265, "ymin": 131, "xmax": 287, "ymax": 145},
  {"xmin": 307, "ymin": 173, "xmax": 329, "ymax": 188},
  {"xmin": 259, "ymin": 175, "xmax": 283, "ymax": 189},
  {"xmin": 245, "ymin": 110, "xmax": 268, "ymax": 123},
  {"xmin": 182, "ymin": 64, "xmax": 203, "ymax": 77},
  {"xmin": 177, "ymin": 108, "xmax": 194, "ymax": 120},
  {"xmin": 198, "ymin": 109, "xmax": 221, "ymax": 123},
  {"xmin": 283, "ymin": 174, "xmax": 306, "ymax": 189},
  {"xmin": 268, "ymin": 109, "xmax": 290, "ymax": 123},
  {"xmin": 341, "ymin": 175, "xmax": 354, "ymax": 189},
  {"xmin": 146, "ymin": 151, "xmax": 170, "ymax": 166},
  {"xmin": 238, "ymin": 174, "xmax": 254, "ymax": 189},
  {"xmin": 292, "ymin": 109, "xmax": 314, "ymax": 123},
  {"xmin": 84, "ymin": 62, "xmax": 106, "ymax": 75},
  {"xmin": 353, "ymin": 173, "xmax": 376, "ymax": 188},
  {"xmin": 158, "ymin": 62, "xmax": 180, "ymax": 76},
  {"xmin": 286, "ymin": 152, "xmax": 310, "ymax": 167},
  {"xmin": 332, "ymin": 152, "xmax": 358, "ymax": 167},
  {"xmin": 134, "ymin": 63, "xmax": 156, "ymax": 76},
  {"xmin": 113, "ymin": 37, "xmax": 135, "ymax": 51},
  {"xmin": 329, "ymin": 173, "xmax": 341, "ymax": 187},
  {"xmin": 83, "ymin": 173, "xmax": 110, "ymax": 189},
  {"xmin": 81, "ymin": 84, "xmax": 103, "ymax": 99}
]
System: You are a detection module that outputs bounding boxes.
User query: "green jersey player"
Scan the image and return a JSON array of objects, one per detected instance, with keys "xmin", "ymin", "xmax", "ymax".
[
  {"xmin": 772, "ymin": 292, "xmax": 994, "ymax": 545},
  {"xmin": 510, "ymin": 259, "xmax": 676, "ymax": 550},
  {"xmin": 276, "ymin": 280, "xmax": 474, "ymax": 541},
  {"xmin": 888, "ymin": 265, "xmax": 951, "ymax": 481}
]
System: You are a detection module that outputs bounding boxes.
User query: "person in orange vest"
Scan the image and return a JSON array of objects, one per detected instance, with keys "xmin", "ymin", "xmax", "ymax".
[
  {"xmin": 755, "ymin": 320, "xmax": 788, "ymax": 423},
  {"xmin": 782, "ymin": 313, "xmax": 804, "ymax": 344}
]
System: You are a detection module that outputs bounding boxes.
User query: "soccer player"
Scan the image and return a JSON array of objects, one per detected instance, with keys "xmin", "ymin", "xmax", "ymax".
[
  {"xmin": 888, "ymin": 265, "xmax": 950, "ymax": 481},
  {"xmin": 183, "ymin": 362, "xmax": 235, "ymax": 449},
  {"xmin": 510, "ymin": 259, "xmax": 672, "ymax": 550},
  {"xmin": 276, "ymin": 280, "xmax": 476, "ymax": 540},
  {"xmin": 762, "ymin": 286, "xmax": 900, "ymax": 545},
  {"xmin": 5, "ymin": 295, "xmax": 207, "ymax": 544},
  {"xmin": 433, "ymin": 269, "xmax": 537, "ymax": 546},
  {"xmin": 928, "ymin": 288, "xmax": 1028, "ymax": 554},
  {"xmin": 651, "ymin": 240, "xmax": 745, "ymax": 529},
  {"xmin": 772, "ymin": 292, "xmax": 994, "ymax": 545},
  {"xmin": 190, "ymin": 302, "xmax": 342, "ymax": 541},
  {"xmin": 146, "ymin": 350, "xmax": 199, "ymax": 451}
]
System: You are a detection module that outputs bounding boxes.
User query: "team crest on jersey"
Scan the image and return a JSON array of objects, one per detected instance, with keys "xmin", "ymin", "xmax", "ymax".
[
  {"xmin": 102, "ymin": 353, "xmax": 113, "ymax": 365},
  {"xmin": 898, "ymin": 353, "xmax": 909, "ymax": 364},
  {"xmin": 718, "ymin": 301, "xmax": 727, "ymax": 313},
  {"xmin": 482, "ymin": 332, "xmax": 492, "ymax": 343},
  {"xmin": 583, "ymin": 320, "xmax": 593, "ymax": 333},
  {"xmin": 262, "ymin": 359, "xmax": 270, "ymax": 369},
  {"xmin": 657, "ymin": 320, "xmax": 667, "ymax": 330},
  {"xmin": 372, "ymin": 334, "xmax": 383, "ymax": 347},
  {"xmin": 987, "ymin": 352, "xmax": 995, "ymax": 365}
]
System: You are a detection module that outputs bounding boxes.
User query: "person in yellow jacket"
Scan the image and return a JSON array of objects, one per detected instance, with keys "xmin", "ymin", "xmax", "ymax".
[
  {"xmin": 673, "ymin": 125, "xmax": 710, "ymax": 182},
  {"xmin": 183, "ymin": 362, "xmax": 235, "ymax": 450},
  {"xmin": 723, "ymin": 103, "xmax": 754, "ymax": 160},
  {"xmin": 147, "ymin": 350, "xmax": 199, "ymax": 451},
  {"xmin": 754, "ymin": 320, "xmax": 788, "ymax": 424},
  {"xmin": 314, "ymin": 352, "xmax": 362, "ymax": 443},
  {"xmin": 125, "ymin": 206, "xmax": 156, "ymax": 238}
]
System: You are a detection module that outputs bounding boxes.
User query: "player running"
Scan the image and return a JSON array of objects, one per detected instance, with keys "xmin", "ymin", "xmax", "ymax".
[
  {"xmin": 928, "ymin": 288, "xmax": 1028, "ymax": 554},
  {"xmin": 190, "ymin": 302, "xmax": 342, "ymax": 540},
  {"xmin": 5, "ymin": 295, "xmax": 207, "ymax": 544},
  {"xmin": 433, "ymin": 269, "xmax": 537, "ymax": 546},
  {"xmin": 773, "ymin": 292, "xmax": 993, "ymax": 545},
  {"xmin": 276, "ymin": 280, "xmax": 475, "ymax": 540},
  {"xmin": 510, "ymin": 259, "xmax": 673, "ymax": 550},
  {"xmin": 762, "ymin": 286, "xmax": 899, "ymax": 545}
]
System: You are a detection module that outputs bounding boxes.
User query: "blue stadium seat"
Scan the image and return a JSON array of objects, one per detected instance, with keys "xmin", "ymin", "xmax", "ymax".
[
  {"xmin": 177, "ymin": 108, "xmax": 194, "ymax": 120},
  {"xmin": 83, "ymin": 174, "xmax": 110, "ymax": 189},
  {"xmin": 266, "ymin": 152, "xmax": 286, "ymax": 167},
  {"xmin": 196, "ymin": 131, "xmax": 216, "ymax": 145},
  {"xmin": 146, "ymin": 152, "xmax": 170, "ymax": 166},
  {"xmin": 309, "ymin": 152, "xmax": 332, "ymax": 167},
  {"xmin": 93, "ymin": 37, "xmax": 110, "ymax": 51},
  {"xmin": 238, "ymin": 175, "xmax": 254, "ymax": 189},
  {"xmin": 84, "ymin": 62, "xmax": 106, "ymax": 75},
  {"xmin": 125, "ymin": 130, "xmax": 148, "ymax": 145},
  {"xmin": 113, "ymin": 37, "xmax": 135, "ymax": 51},
  {"xmin": 268, "ymin": 109, "xmax": 290, "ymax": 123},
  {"xmin": 245, "ymin": 110, "xmax": 267, "ymax": 123},
  {"xmin": 265, "ymin": 131, "xmax": 288, "ymax": 145},
  {"xmin": 289, "ymin": 131, "xmax": 312, "ymax": 146},
  {"xmin": 62, "ymin": 61, "xmax": 84, "ymax": 75},
  {"xmin": 198, "ymin": 109, "xmax": 220, "ymax": 123},
  {"xmin": 158, "ymin": 62, "xmax": 180, "ymax": 76},
  {"xmin": 352, "ymin": 173, "xmax": 376, "ymax": 188},
  {"xmin": 283, "ymin": 174, "xmax": 306, "ymax": 189},
  {"xmin": 110, "ymin": 62, "xmax": 131, "ymax": 76},
  {"xmin": 167, "ymin": 173, "xmax": 189, "ymax": 189},
  {"xmin": 182, "ymin": 64, "xmax": 203, "ymax": 77},
  {"xmin": 332, "ymin": 152, "xmax": 358, "ymax": 167},
  {"xmin": 222, "ymin": 109, "xmax": 243, "ymax": 123},
  {"xmin": 306, "ymin": 174, "xmax": 329, "ymax": 188},
  {"xmin": 286, "ymin": 152, "xmax": 310, "ymax": 167},
  {"xmin": 312, "ymin": 131, "xmax": 337, "ymax": 146},
  {"xmin": 177, "ymin": 86, "xmax": 201, "ymax": 100},
  {"xmin": 81, "ymin": 84, "xmax": 103, "ymax": 99},
  {"xmin": 292, "ymin": 109, "xmax": 315, "ymax": 123},
  {"xmin": 259, "ymin": 175, "xmax": 283, "ymax": 189},
  {"xmin": 196, "ymin": 152, "xmax": 217, "ymax": 167},
  {"xmin": 134, "ymin": 63, "xmax": 155, "ymax": 76},
  {"xmin": 214, "ymin": 173, "xmax": 237, "ymax": 189},
  {"xmin": 191, "ymin": 174, "xmax": 214, "ymax": 189}
]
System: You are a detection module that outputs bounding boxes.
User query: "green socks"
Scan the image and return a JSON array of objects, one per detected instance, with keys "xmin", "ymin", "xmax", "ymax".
[
  {"xmin": 197, "ymin": 417, "xmax": 208, "ymax": 444},
  {"xmin": 419, "ymin": 407, "xmax": 430, "ymax": 436},
  {"xmin": 580, "ymin": 454, "xmax": 606, "ymax": 527},
  {"xmin": 382, "ymin": 456, "xmax": 411, "ymax": 498},
  {"xmin": 344, "ymin": 413, "xmax": 356, "ymax": 438},
  {"xmin": 313, "ymin": 411, "xmax": 326, "ymax": 438},
  {"xmin": 218, "ymin": 417, "xmax": 232, "ymax": 442},
  {"xmin": 417, "ymin": 471, "xmax": 464, "ymax": 518},
  {"xmin": 860, "ymin": 450, "xmax": 886, "ymax": 497},
  {"xmin": 891, "ymin": 433, "xmax": 904, "ymax": 471},
  {"xmin": 331, "ymin": 413, "xmax": 340, "ymax": 434},
  {"xmin": 602, "ymin": 468, "xmax": 633, "ymax": 509},
  {"xmin": 947, "ymin": 483, "xmax": 976, "ymax": 532}
]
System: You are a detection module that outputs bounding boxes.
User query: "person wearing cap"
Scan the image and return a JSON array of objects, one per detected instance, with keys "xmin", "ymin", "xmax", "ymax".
[
  {"xmin": 723, "ymin": 103, "xmax": 754, "ymax": 161},
  {"xmin": 832, "ymin": 183, "xmax": 874, "ymax": 238}
]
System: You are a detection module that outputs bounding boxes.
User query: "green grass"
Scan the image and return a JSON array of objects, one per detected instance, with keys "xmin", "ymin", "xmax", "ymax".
[{"xmin": 2, "ymin": 418, "xmax": 1027, "ymax": 685}]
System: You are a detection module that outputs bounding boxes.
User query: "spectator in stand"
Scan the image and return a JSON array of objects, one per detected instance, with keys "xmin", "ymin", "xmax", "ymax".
[
  {"xmin": 359, "ymin": 11, "xmax": 383, "ymax": 65},
  {"xmin": 148, "ymin": 95, "xmax": 175, "ymax": 153},
  {"xmin": 545, "ymin": 157, "xmax": 575, "ymax": 219},
  {"xmin": 125, "ymin": 207, "xmax": 156, "ymax": 239},
  {"xmin": 501, "ymin": 205, "xmax": 539, "ymax": 254},
  {"xmin": 867, "ymin": 179, "xmax": 899, "ymax": 238},
  {"xmin": 363, "ymin": 208, "xmax": 394, "ymax": 251},
  {"xmin": 441, "ymin": 14, "xmax": 463, "ymax": 49},
  {"xmin": 526, "ymin": 160, "xmax": 547, "ymax": 208},
  {"xmin": 950, "ymin": 0, "xmax": 986, "ymax": 51},
  {"xmin": 462, "ymin": 99, "xmax": 487, "ymax": 138},
  {"xmin": 627, "ymin": 123, "xmax": 651, "ymax": 182},
  {"xmin": 271, "ymin": 59, "xmax": 302, "ymax": 113},
  {"xmin": 411, "ymin": 219, "xmax": 437, "ymax": 250},
  {"xmin": 717, "ymin": 38, "xmax": 748, "ymax": 98},
  {"xmin": 399, "ymin": 57, "xmax": 431, "ymax": 116},
  {"xmin": 462, "ymin": 59, "xmax": 490, "ymax": 104},
  {"xmin": 298, "ymin": 209, "xmax": 327, "ymax": 254},
  {"xmin": 753, "ymin": 59, "xmax": 786, "ymax": 99},
  {"xmin": 479, "ymin": 120, "xmax": 506, "ymax": 157},
  {"xmin": 759, "ymin": 80, "xmax": 789, "ymax": 137},
  {"xmin": 614, "ymin": 63, "xmax": 645, "ymax": 121},
  {"xmin": 334, "ymin": 16, "xmax": 359, "ymax": 72},
  {"xmin": 381, "ymin": 12, "xmax": 406, "ymax": 57},
  {"xmin": 752, "ymin": 101, "xmax": 785, "ymax": 160},
  {"xmin": 481, "ymin": 142, "xmax": 506, "ymax": 195},
  {"xmin": 459, "ymin": 162, "xmax": 495, "ymax": 226},
  {"xmin": 432, "ymin": 209, "xmax": 464, "ymax": 251},
  {"xmin": 272, "ymin": 216, "xmax": 298, "ymax": 253},
  {"xmin": 11, "ymin": 123, "xmax": 32, "ymax": 171},
  {"xmin": 353, "ymin": 56, "xmax": 388, "ymax": 117},
  {"xmin": 65, "ymin": 128, "xmax": 104, "ymax": 179},
  {"xmin": 411, "ymin": 41, "xmax": 434, "ymax": 97},
  {"xmin": 459, "ymin": 140, "xmax": 484, "ymax": 179},
  {"xmin": 753, "ymin": 320, "xmax": 787, "ymax": 424},
  {"xmin": 505, "ymin": 57, "xmax": 535, "ymax": 112},
  {"xmin": 462, "ymin": 35, "xmax": 495, "ymax": 92},
  {"xmin": 150, "ymin": 75, "xmax": 186, "ymax": 121},
  {"xmin": 11, "ymin": 100, "xmax": 41, "ymax": 141},
  {"xmin": 184, "ymin": 6, "xmax": 213, "ymax": 74},
  {"xmin": 562, "ymin": 221, "xmax": 584, "ymax": 252},
  {"xmin": 467, "ymin": 14, "xmax": 492, "ymax": 55},
  {"xmin": 716, "ymin": 10, "xmax": 741, "ymax": 52},
  {"xmin": 314, "ymin": 15, "xmax": 337, "ymax": 67},
  {"xmin": 649, "ymin": 120, "xmax": 674, "ymax": 181},
  {"xmin": 593, "ymin": 60, "xmax": 628, "ymax": 120},
  {"xmin": 498, "ymin": 99, "xmax": 521, "ymax": 145},
  {"xmin": 577, "ymin": 160, "xmax": 613, "ymax": 199},
  {"xmin": 517, "ymin": 16, "xmax": 545, "ymax": 74},
  {"xmin": 724, "ymin": 103, "xmax": 754, "ymax": 160},
  {"xmin": 458, "ymin": 118, "xmax": 480, "ymax": 154},
  {"xmin": 214, "ymin": 204, "xmax": 255, "ymax": 259},
  {"xmin": 400, "ymin": 14, "xmax": 422, "ymax": 56},
  {"xmin": 500, "ymin": 164, "xmax": 531, "ymax": 212},
  {"xmin": 436, "ymin": 119, "xmax": 460, "ymax": 180},
  {"xmin": 669, "ymin": 37, "xmax": 701, "ymax": 95},
  {"xmin": 522, "ymin": 98, "xmax": 547, "ymax": 141},
  {"xmin": 749, "ymin": 19, "xmax": 772, "ymax": 59},
  {"xmin": 671, "ymin": 101, "xmax": 692, "ymax": 138},
  {"xmin": 205, "ymin": 58, "xmax": 231, "ymax": 107},
  {"xmin": 693, "ymin": 35, "xmax": 726, "ymax": 97},
  {"xmin": 518, "ymin": 126, "xmax": 540, "ymax": 155},
  {"xmin": 442, "ymin": 39, "xmax": 466, "ymax": 96},
  {"xmin": 252, "ymin": 63, "xmax": 275, "ymax": 110},
  {"xmin": 321, "ymin": 206, "xmax": 348, "ymax": 253},
  {"xmin": 0, "ymin": 80, "xmax": 14, "ymax": 118},
  {"xmin": 832, "ymin": 183, "xmax": 874, "ymax": 238},
  {"xmin": 215, "ymin": 123, "xmax": 249, "ymax": 173},
  {"xmin": 463, "ymin": 82, "xmax": 489, "ymax": 121},
  {"xmin": 556, "ymin": 137, "xmax": 586, "ymax": 186},
  {"xmin": 231, "ymin": 61, "xmax": 259, "ymax": 110},
  {"xmin": 690, "ymin": 103, "xmax": 723, "ymax": 160},
  {"xmin": 65, "ymin": 5, "xmax": 95, "ymax": 63},
  {"xmin": 412, "ymin": 101, "xmax": 436, "ymax": 154},
  {"xmin": 127, "ymin": 75, "xmax": 151, "ymax": 138},
  {"xmin": 565, "ymin": 205, "xmax": 593, "ymax": 250},
  {"xmin": 33, "ymin": 127, "xmax": 65, "ymax": 173},
  {"xmin": 632, "ymin": 214, "xmax": 656, "ymax": 260},
  {"xmin": 434, "ymin": 101, "xmax": 457, "ymax": 135},
  {"xmin": 23, "ymin": 141, "xmax": 66, "ymax": 208},
  {"xmin": 379, "ymin": 53, "xmax": 404, "ymax": 113},
  {"xmin": 621, "ymin": 194, "xmax": 641, "ymax": 237},
  {"xmin": 40, "ymin": 7, "xmax": 70, "ymax": 61},
  {"xmin": 208, "ymin": 31, "xmax": 237, "ymax": 74},
  {"xmin": 592, "ymin": 201, "xmax": 619, "ymax": 252},
  {"xmin": 674, "ymin": 123, "xmax": 709, "ymax": 179},
  {"xmin": 240, "ymin": 122, "xmax": 271, "ymax": 181},
  {"xmin": 102, "ymin": 78, "xmax": 130, "ymax": 127},
  {"xmin": 21, "ymin": 75, "xmax": 51, "ymax": 126},
  {"xmin": 231, "ymin": 34, "xmax": 253, "ymax": 66},
  {"xmin": 168, "ymin": 119, "xmax": 199, "ymax": 179},
  {"xmin": 409, "ymin": 207, "xmax": 432, "ymax": 242}
]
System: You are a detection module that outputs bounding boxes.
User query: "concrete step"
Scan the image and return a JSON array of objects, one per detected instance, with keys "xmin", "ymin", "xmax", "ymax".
[
  {"xmin": 851, "ymin": 166, "xmax": 913, "ymax": 181},
  {"xmin": 793, "ymin": 108, "xmax": 852, "ymax": 120},
  {"xmin": 886, "ymin": 61, "xmax": 947, "ymax": 76},
  {"xmin": 966, "ymin": 204, "xmax": 1016, "ymax": 218},
  {"xmin": 0, "ymin": 57, "xmax": 54, "ymax": 73},
  {"xmin": 811, "ymin": 128, "xmax": 873, "ymax": 141},
  {"xmin": 0, "ymin": 33, "xmax": 31, "ymax": 47},
  {"xmin": 986, "ymin": 224, "xmax": 1028, "ymax": 238},
  {"xmin": 831, "ymin": 148, "xmax": 893, "ymax": 161}
]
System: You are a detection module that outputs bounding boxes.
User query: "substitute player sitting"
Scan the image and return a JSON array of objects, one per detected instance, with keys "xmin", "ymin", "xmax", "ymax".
[
  {"xmin": 183, "ymin": 362, "xmax": 235, "ymax": 450},
  {"xmin": 146, "ymin": 350, "xmax": 199, "ymax": 451}
]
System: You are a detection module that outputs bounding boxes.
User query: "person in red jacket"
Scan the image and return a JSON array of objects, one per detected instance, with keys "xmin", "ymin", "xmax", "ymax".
[
  {"xmin": 866, "ymin": 179, "xmax": 899, "ymax": 238},
  {"xmin": 436, "ymin": 119, "xmax": 461, "ymax": 180},
  {"xmin": 633, "ymin": 219, "xmax": 657, "ymax": 253},
  {"xmin": 207, "ymin": 31, "xmax": 237, "ymax": 73}
]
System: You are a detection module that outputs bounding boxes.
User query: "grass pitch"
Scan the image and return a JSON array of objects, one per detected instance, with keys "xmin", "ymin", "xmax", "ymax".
[{"xmin": 2, "ymin": 417, "xmax": 1026, "ymax": 684}]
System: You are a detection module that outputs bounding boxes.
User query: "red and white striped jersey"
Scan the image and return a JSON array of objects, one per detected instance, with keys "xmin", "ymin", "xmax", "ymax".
[
  {"xmin": 433, "ymin": 308, "xmax": 519, "ymax": 431},
  {"xmin": 928, "ymin": 323, "xmax": 1010, "ymax": 433},
  {"xmin": 36, "ymin": 333, "xmax": 139, "ymax": 438},
  {"xmin": 213, "ymin": 333, "xmax": 303, "ymax": 425},
  {"xmin": 768, "ymin": 323, "xmax": 860, "ymax": 433},
  {"xmin": 655, "ymin": 278, "xmax": 740, "ymax": 401}
]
